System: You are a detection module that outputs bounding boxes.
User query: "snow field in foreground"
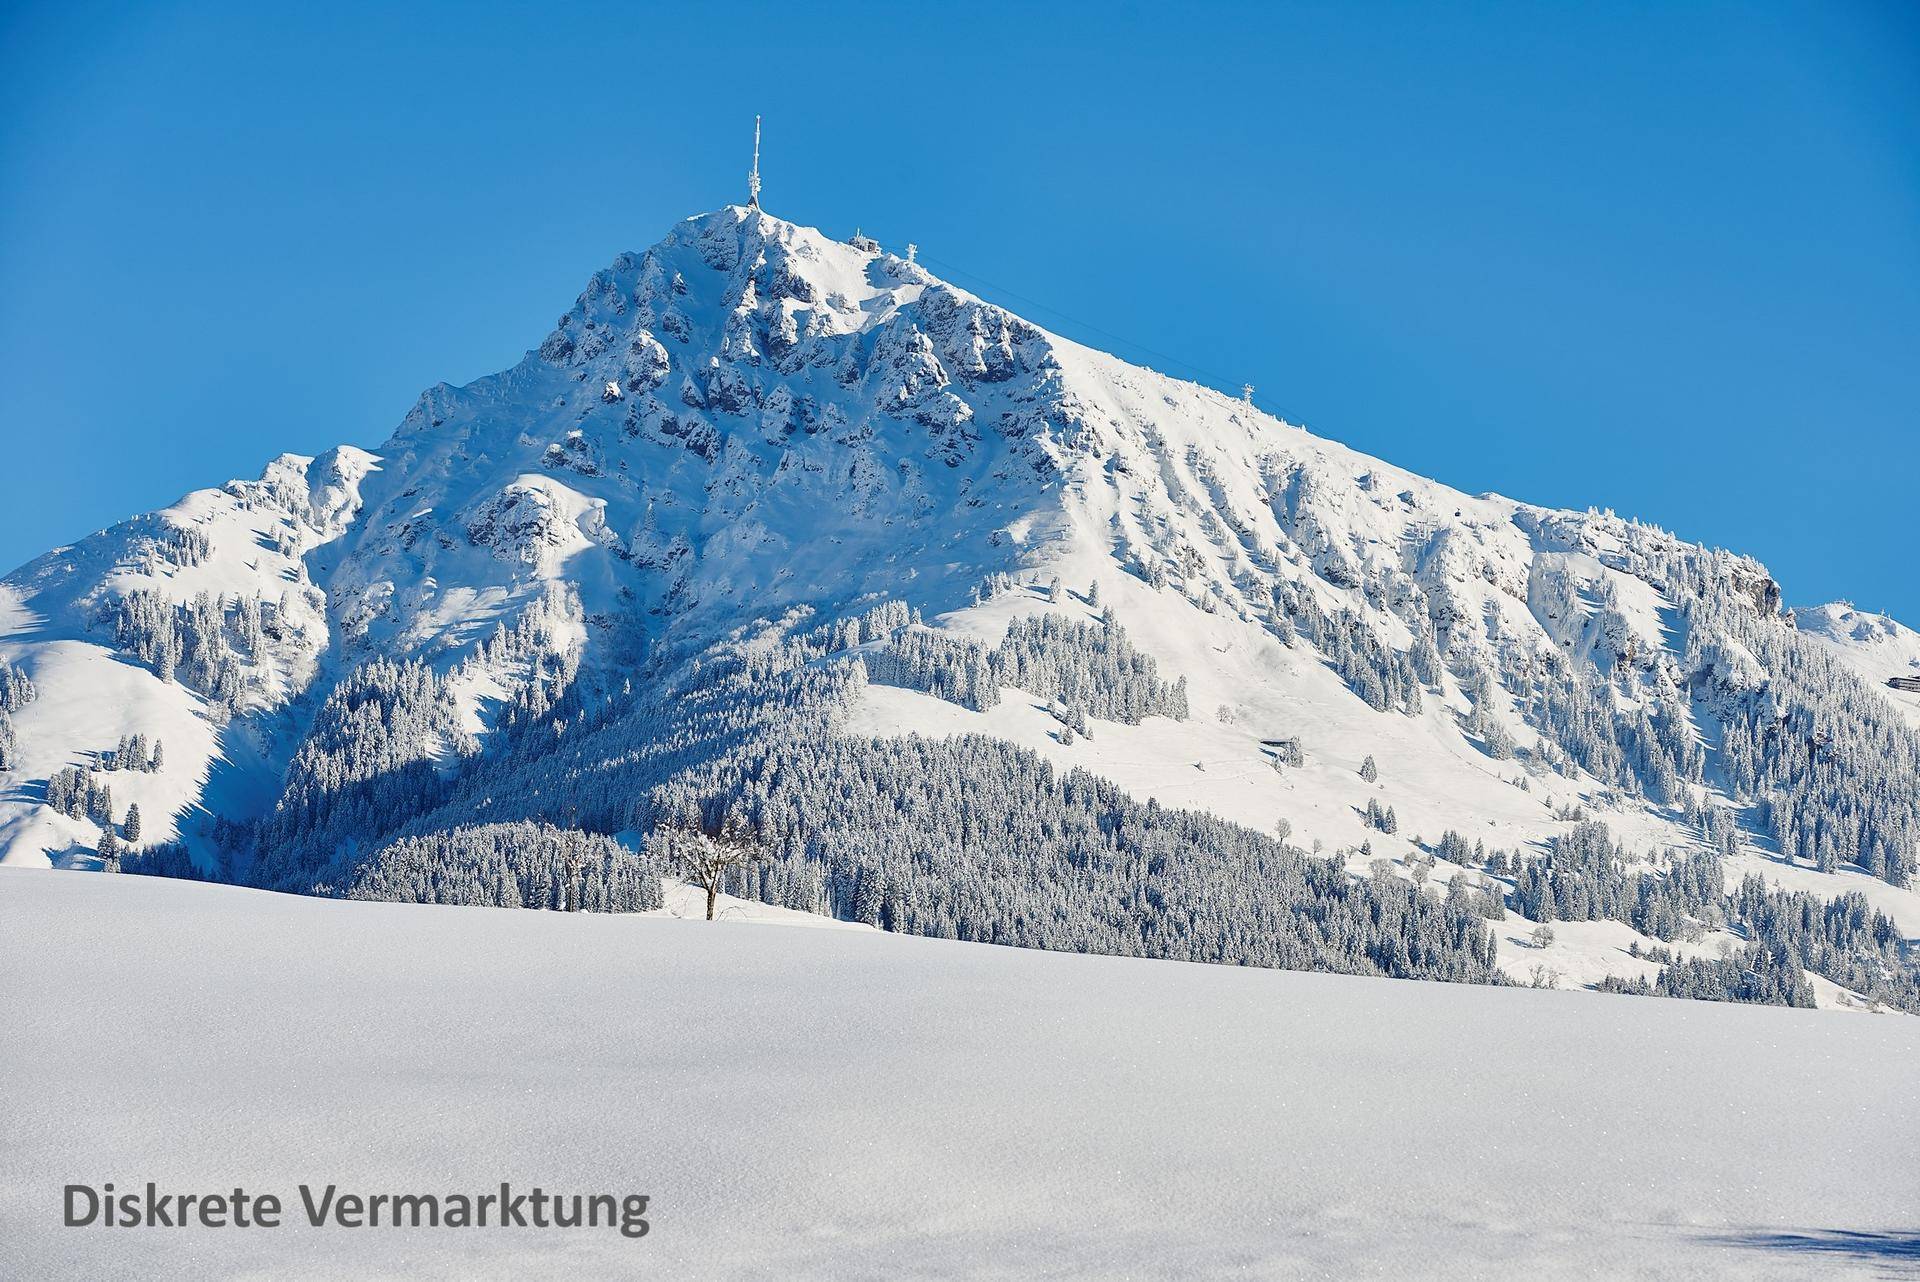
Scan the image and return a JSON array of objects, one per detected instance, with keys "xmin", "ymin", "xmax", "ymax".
[{"xmin": 2, "ymin": 867, "xmax": 1916, "ymax": 1280}]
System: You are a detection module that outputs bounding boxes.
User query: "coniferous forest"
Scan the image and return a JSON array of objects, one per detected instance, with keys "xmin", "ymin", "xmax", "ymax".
[{"xmin": 122, "ymin": 592, "xmax": 1915, "ymax": 1013}]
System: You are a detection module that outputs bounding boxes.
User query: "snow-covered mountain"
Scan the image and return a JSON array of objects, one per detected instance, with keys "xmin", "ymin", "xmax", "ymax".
[{"xmin": 3, "ymin": 205, "xmax": 1916, "ymax": 1008}]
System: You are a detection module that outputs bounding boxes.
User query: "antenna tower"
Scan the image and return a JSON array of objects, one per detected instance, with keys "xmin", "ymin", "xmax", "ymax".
[{"xmin": 747, "ymin": 116, "xmax": 762, "ymax": 208}]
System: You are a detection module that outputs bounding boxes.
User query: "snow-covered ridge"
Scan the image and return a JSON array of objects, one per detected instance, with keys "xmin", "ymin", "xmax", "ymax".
[
  {"xmin": 1793, "ymin": 601, "xmax": 1920, "ymax": 727},
  {"xmin": 2, "ymin": 204, "xmax": 1916, "ymax": 1008}
]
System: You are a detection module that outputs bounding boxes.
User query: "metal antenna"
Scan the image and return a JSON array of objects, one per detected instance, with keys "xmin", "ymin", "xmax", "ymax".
[{"xmin": 747, "ymin": 116, "xmax": 762, "ymax": 208}]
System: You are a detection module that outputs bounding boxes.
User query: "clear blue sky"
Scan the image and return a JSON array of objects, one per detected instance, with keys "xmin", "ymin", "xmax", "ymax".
[{"xmin": 3, "ymin": 1, "xmax": 1916, "ymax": 617}]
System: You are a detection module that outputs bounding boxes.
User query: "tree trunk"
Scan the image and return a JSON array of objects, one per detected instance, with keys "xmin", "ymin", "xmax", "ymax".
[{"xmin": 705, "ymin": 880, "xmax": 718, "ymax": 921}]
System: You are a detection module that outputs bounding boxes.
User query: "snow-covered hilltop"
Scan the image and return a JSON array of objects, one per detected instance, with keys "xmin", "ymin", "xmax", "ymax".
[
  {"xmin": 1792, "ymin": 601, "xmax": 1920, "ymax": 728},
  {"xmin": 3, "ymin": 205, "xmax": 1916, "ymax": 1009}
]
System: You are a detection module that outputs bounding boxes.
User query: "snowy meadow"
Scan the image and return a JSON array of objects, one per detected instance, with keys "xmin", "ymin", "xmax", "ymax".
[{"xmin": 4, "ymin": 868, "xmax": 1916, "ymax": 1280}]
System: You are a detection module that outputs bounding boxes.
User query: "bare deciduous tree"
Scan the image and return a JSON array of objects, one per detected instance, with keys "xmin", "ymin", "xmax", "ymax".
[{"xmin": 655, "ymin": 813, "xmax": 767, "ymax": 921}]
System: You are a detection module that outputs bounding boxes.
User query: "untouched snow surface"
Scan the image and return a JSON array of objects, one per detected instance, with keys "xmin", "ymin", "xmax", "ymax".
[{"xmin": 4, "ymin": 868, "xmax": 1916, "ymax": 1280}]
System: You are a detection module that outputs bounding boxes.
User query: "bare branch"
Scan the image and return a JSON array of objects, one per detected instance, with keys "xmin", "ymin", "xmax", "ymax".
[{"xmin": 651, "ymin": 812, "xmax": 770, "ymax": 920}]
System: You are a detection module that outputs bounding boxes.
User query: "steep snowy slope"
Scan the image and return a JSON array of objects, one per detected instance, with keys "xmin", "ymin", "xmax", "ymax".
[
  {"xmin": 2, "ymin": 205, "xmax": 1916, "ymax": 1007},
  {"xmin": 0, "ymin": 449, "xmax": 377, "ymax": 858}
]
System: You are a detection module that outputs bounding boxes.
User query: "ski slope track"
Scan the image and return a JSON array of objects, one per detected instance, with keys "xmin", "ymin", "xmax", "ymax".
[{"xmin": 2, "ymin": 204, "xmax": 1918, "ymax": 1007}]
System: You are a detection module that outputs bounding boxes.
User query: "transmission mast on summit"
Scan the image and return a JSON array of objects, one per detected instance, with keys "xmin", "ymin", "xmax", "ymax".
[{"xmin": 747, "ymin": 116, "xmax": 762, "ymax": 209}]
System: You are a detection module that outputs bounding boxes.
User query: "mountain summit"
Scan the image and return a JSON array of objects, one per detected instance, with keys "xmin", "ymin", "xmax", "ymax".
[{"xmin": 3, "ymin": 206, "xmax": 1916, "ymax": 1006}]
